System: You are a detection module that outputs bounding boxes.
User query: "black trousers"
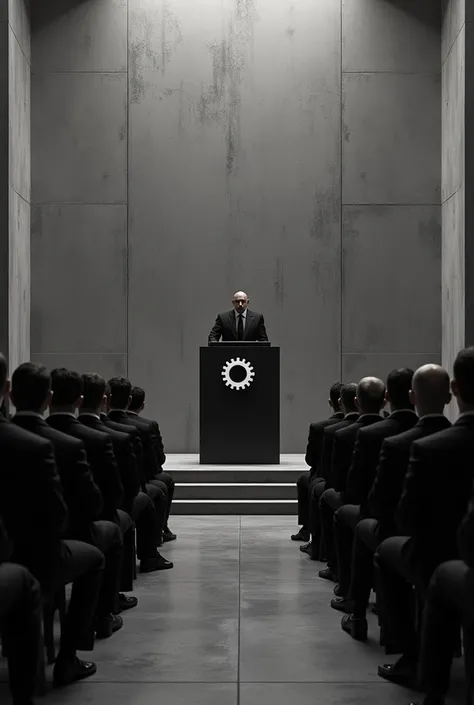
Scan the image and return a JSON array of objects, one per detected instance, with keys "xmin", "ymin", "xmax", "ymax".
[
  {"xmin": 296, "ymin": 471, "xmax": 310, "ymax": 528},
  {"xmin": 117, "ymin": 509, "xmax": 134, "ymax": 592},
  {"xmin": 309, "ymin": 478, "xmax": 326, "ymax": 549},
  {"xmin": 131, "ymin": 491, "xmax": 161, "ymax": 560},
  {"xmin": 91, "ymin": 520, "xmax": 123, "ymax": 617},
  {"xmin": 0, "ymin": 562, "xmax": 42, "ymax": 703},
  {"xmin": 145, "ymin": 482, "xmax": 167, "ymax": 538},
  {"xmin": 350, "ymin": 517, "xmax": 383, "ymax": 615},
  {"xmin": 334, "ymin": 504, "xmax": 360, "ymax": 596},
  {"xmin": 53, "ymin": 540, "xmax": 105, "ymax": 653},
  {"xmin": 149, "ymin": 471, "xmax": 174, "ymax": 524},
  {"xmin": 419, "ymin": 560, "xmax": 474, "ymax": 700},
  {"xmin": 374, "ymin": 536, "xmax": 417, "ymax": 656},
  {"xmin": 319, "ymin": 488, "xmax": 342, "ymax": 570}
]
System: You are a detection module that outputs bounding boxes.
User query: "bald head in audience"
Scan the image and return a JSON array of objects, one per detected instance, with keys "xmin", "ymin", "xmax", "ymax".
[
  {"xmin": 409, "ymin": 364, "xmax": 451, "ymax": 417},
  {"xmin": 356, "ymin": 376, "xmax": 386, "ymax": 415}
]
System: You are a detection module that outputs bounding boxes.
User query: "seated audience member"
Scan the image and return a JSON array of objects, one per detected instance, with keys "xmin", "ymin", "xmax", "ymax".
[
  {"xmin": 107, "ymin": 377, "xmax": 176, "ymax": 542},
  {"xmin": 339, "ymin": 364, "xmax": 451, "ymax": 640},
  {"xmin": 78, "ymin": 373, "xmax": 138, "ymax": 605},
  {"xmin": 375, "ymin": 347, "xmax": 474, "ymax": 687},
  {"xmin": 0, "ymin": 517, "xmax": 42, "ymax": 705},
  {"xmin": 0, "ymin": 354, "xmax": 104, "ymax": 686},
  {"xmin": 332, "ymin": 368, "xmax": 417, "ymax": 601},
  {"xmin": 318, "ymin": 377, "xmax": 386, "ymax": 583},
  {"xmin": 11, "ymin": 362, "xmax": 129, "ymax": 630},
  {"xmin": 102, "ymin": 386, "xmax": 173, "ymax": 571},
  {"xmin": 300, "ymin": 383, "xmax": 358, "ymax": 560},
  {"xmin": 412, "ymin": 492, "xmax": 474, "ymax": 705},
  {"xmin": 292, "ymin": 381, "xmax": 344, "ymax": 543}
]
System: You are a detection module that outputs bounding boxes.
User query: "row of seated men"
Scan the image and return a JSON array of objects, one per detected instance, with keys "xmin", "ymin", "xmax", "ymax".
[
  {"xmin": 292, "ymin": 353, "xmax": 474, "ymax": 705},
  {"xmin": 0, "ymin": 354, "xmax": 176, "ymax": 705}
]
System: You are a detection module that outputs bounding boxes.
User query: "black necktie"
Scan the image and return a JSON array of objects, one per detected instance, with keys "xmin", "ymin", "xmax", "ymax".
[{"xmin": 237, "ymin": 313, "xmax": 244, "ymax": 340}]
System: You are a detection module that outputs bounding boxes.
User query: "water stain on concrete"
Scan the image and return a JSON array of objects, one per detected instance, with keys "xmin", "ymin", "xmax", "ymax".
[
  {"xmin": 274, "ymin": 258, "xmax": 285, "ymax": 306},
  {"xmin": 161, "ymin": 1, "xmax": 183, "ymax": 76},
  {"xmin": 286, "ymin": 27, "xmax": 296, "ymax": 36},
  {"xmin": 130, "ymin": 39, "xmax": 145, "ymax": 104},
  {"xmin": 309, "ymin": 190, "xmax": 339, "ymax": 241}
]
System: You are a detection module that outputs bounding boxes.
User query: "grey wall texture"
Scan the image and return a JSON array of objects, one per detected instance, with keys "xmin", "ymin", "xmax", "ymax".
[
  {"xmin": 441, "ymin": 0, "xmax": 474, "ymax": 419},
  {"xmin": 31, "ymin": 0, "xmax": 441, "ymax": 453},
  {"xmin": 0, "ymin": 0, "xmax": 31, "ymax": 372}
]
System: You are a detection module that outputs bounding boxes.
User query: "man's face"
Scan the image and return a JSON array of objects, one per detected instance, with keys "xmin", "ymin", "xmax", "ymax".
[{"xmin": 232, "ymin": 293, "xmax": 249, "ymax": 313}]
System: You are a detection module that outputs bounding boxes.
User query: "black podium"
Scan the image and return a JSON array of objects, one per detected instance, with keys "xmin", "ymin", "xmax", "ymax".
[{"xmin": 199, "ymin": 343, "xmax": 280, "ymax": 464}]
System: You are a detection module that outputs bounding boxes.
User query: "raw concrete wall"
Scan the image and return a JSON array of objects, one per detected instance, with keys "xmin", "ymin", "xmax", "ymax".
[
  {"xmin": 0, "ymin": 0, "xmax": 30, "ymax": 371},
  {"xmin": 441, "ymin": 0, "xmax": 474, "ymax": 418},
  {"xmin": 31, "ymin": 0, "xmax": 441, "ymax": 452}
]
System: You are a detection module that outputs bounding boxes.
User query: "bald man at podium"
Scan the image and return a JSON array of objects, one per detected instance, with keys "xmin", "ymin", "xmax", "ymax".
[{"xmin": 208, "ymin": 291, "xmax": 268, "ymax": 343}]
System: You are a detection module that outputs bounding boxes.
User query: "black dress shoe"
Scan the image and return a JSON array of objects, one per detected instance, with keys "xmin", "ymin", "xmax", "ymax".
[
  {"xmin": 96, "ymin": 614, "xmax": 123, "ymax": 639},
  {"xmin": 53, "ymin": 656, "xmax": 97, "ymax": 687},
  {"xmin": 378, "ymin": 654, "xmax": 418, "ymax": 688},
  {"xmin": 300, "ymin": 541, "xmax": 312, "ymax": 554},
  {"xmin": 140, "ymin": 553, "xmax": 174, "ymax": 572},
  {"xmin": 291, "ymin": 528, "xmax": 310, "ymax": 542},
  {"xmin": 319, "ymin": 567, "xmax": 338, "ymax": 582},
  {"xmin": 331, "ymin": 597, "xmax": 354, "ymax": 614},
  {"xmin": 333, "ymin": 583, "xmax": 344, "ymax": 597},
  {"xmin": 163, "ymin": 527, "xmax": 177, "ymax": 542},
  {"xmin": 118, "ymin": 593, "xmax": 138, "ymax": 612},
  {"xmin": 341, "ymin": 614, "xmax": 368, "ymax": 641}
]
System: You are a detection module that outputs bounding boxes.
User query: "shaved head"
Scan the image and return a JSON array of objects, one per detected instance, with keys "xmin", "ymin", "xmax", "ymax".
[
  {"xmin": 233, "ymin": 290, "xmax": 248, "ymax": 300},
  {"xmin": 356, "ymin": 376, "xmax": 386, "ymax": 414},
  {"xmin": 411, "ymin": 364, "xmax": 450, "ymax": 414},
  {"xmin": 232, "ymin": 291, "xmax": 249, "ymax": 313}
]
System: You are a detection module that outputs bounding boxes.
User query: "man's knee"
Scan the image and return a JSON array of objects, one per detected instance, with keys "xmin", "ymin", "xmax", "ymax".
[
  {"xmin": 375, "ymin": 535, "xmax": 409, "ymax": 569},
  {"xmin": 0, "ymin": 564, "xmax": 40, "ymax": 619},
  {"xmin": 335, "ymin": 504, "xmax": 359, "ymax": 528},
  {"xmin": 356, "ymin": 518, "xmax": 380, "ymax": 550},
  {"xmin": 93, "ymin": 520, "xmax": 123, "ymax": 553},
  {"xmin": 321, "ymin": 488, "xmax": 340, "ymax": 511},
  {"xmin": 117, "ymin": 509, "xmax": 133, "ymax": 535},
  {"xmin": 297, "ymin": 472, "xmax": 309, "ymax": 490}
]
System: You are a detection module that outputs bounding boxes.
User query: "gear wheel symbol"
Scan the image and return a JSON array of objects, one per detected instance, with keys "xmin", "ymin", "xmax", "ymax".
[{"xmin": 221, "ymin": 357, "xmax": 255, "ymax": 390}]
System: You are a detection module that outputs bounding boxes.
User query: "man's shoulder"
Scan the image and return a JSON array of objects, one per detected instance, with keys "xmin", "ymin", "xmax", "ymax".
[
  {"xmin": 72, "ymin": 419, "xmax": 109, "ymax": 445},
  {"xmin": 107, "ymin": 416, "xmax": 138, "ymax": 435},
  {"xmin": 0, "ymin": 418, "xmax": 52, "ymax": 452},
  {"xmin": 335, "ymin": 421, "xmax": 361, "ymax": 442},
  {"xmin": 383, "ymin": 425, "xmax": 424, "ymax": 452},
  {"xmin": 324, "ymin": 418, "xmax": 352, "ymax": 436},
  {"xmin": 359, "ymin": 417, "xmax": 394, "ymax": 439},
  {"xmin": 412, "ymin": 423, "xmax": 472, "ymax": 455},
  {"xmin": 39, "ymin": 422, "xmax": 85, "ymax": 451},
  {"xmin": 140, "ymin": 415, "xmax": 159, "ymax": 431},
  {"xmin": 309, "ymin": 417, "xmax": 335, "ymax": 434}
]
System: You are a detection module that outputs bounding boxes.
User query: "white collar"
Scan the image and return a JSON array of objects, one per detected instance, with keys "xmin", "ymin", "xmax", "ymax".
[
  {"xmin": 15, "ymin": 411, "xmax": 44, "ymax": 419},
  {"xmin": 458, "ymin": 411, "xmax": 474, "ymax": 419},
  {"xmin": 78, "ymin": 412, "xmax": 101, "ymax": 420},
  {"xmin": 49, "ymin": 411, "xmax": 77, "ymax": 419},
  {"xmin": 234, "ymin": 309, "xmax": 247, "ymax": 318},
  {"xmin": 419, "ymin": 413, "xmax": 446, "ymax": 419},
  {"xmin": 127, "ymin": 410, "xmax": 139, "ymax": 416}
]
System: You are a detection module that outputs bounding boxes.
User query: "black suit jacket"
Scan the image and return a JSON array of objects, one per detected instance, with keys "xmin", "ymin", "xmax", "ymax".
[
  {"xmin": 397, "ymin": 415, "xmax": 474, "ymax": 573},
  {"xmin": 458, "ymin": 484, "xmax": 474, "ymax": 567},
  {"xmin": 0, "ymin": 417, "xmax": 68, "ymax": 585},
  {"xmin": 105, "ymin": 411, "xmax": 147, "ymax": 489},
  {"xmin": 109, "ymin": 410, "xmax": 160, "ymax": 482},
  {"xmin": 365, "ymin": 415, "xmax": 452, "ymax": 533},
  {"xmin": 48, "ymin": 413, "xmax": 123, "ymax": 522},
  {"xmin": 208, "ymin": 309, "xmax": 268, "ymax": 343},
  {"xmin": 129, "ymin": 413, "xmax": 166, "ymax": 468},
  {"xmin": 332, "ymin": 414, "xmax": 383, "ymax": 495},
  {"xmin": 79, "ymin": 414, "xmax": 140, "ymax": 515},
  {"xmin": 305, "ymin": 412, "xmax": 344, "ymax": 474},
  {"xmin": 345, "ymin": 410, "xmax": 418, "ymax": 508},
  {"xmin": 321, "ymin": 413, "xmax": 360, "ymax": 487},
  {"xmin": 13, "ymin": 413, "xmax": 103, "ymax": 543}
]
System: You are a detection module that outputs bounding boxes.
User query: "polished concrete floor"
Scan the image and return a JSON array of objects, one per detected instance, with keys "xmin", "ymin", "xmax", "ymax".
[{"xmin": 1, "ymin": 516, "xmax": 466, "ymax": 704}]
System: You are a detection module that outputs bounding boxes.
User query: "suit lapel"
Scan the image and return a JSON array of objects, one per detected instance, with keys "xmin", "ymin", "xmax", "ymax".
[
  {"xmin": 229, "ymin": 310, "xmax": 238, "ymax": 340},
  {"xmin": 244, "ymin": 311, "xmax": 254, "ymax": 340}
]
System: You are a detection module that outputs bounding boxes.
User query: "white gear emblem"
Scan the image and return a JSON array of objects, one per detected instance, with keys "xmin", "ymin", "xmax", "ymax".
[{"xmin": 221, "ymin": 357, "xmax": 255, "ymax": 390}]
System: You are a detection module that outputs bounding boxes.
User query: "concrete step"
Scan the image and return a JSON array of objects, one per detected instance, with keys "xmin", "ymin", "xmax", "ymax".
[
  {"xmin": 171, "ymin": 469, "xmax": 303, "ymax": 483},
  {"xmin": 175, "ymin": 482, "xmax": 295, "ymax": 500},
  {"xmin": 172, "ymin": 499, "xmax": 297, "ymax": 515}
]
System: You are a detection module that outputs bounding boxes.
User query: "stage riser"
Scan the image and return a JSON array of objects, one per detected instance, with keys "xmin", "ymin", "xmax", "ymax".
[
  {"xmin": 175, "ymin": 484, "xmax": 295, "ymax": 500},
  {"xmin": 173, "ymin": 501, "xmax": 297, "ymax": 515},
  {"xmin": 172, "ymin": 470, "xmax": 302, "ymax": 483}
]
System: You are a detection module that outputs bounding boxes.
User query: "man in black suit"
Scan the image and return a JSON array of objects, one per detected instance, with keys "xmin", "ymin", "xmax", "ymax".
[
  {"xmin": 0, "ymin": 517, "xmax": 42, "ymax": 705},
  {"xmin": 79, "ymin": 373, "xmax": 172, "ymax": 572},
  {"xmin": 128, "ymin": 384, "xmax": 176, "ymax": 541},
  {"xmin": 45, "ymin": 367, "xmax": 127, "ymax": 633},
  {"xmin": 208, "ymin": 290, "xmax": 268, "ymax": 342},
  {"xmin": 375, "ymin": 348, "xmax": 474, "ymax": 687},
  {"xmin": 107, "ymin": 377, "xmax": 176, "ymax": 543},
  {"xmin": 300, "ymin": 383, "xmax": 358, "ymax": 558},
  {"xmin": 339, "ymin": 364, "xmax": 451, "ymax": 641},
  {"xmin": 412, "ymin": 493, "xmax": 474, "ymax": 705},
  {"xmin": 292, "ymin": 381, "xmax": 344, "ymax": 543},
  {"xmin": 11, "ymin": 362, "xmax": 132, "ymax": 628},
  {"xmin": 0, "ymin": 354, "xmax": 104, "ymax": 687},
  {"xmin": 318, "ymin": 377, "xmax": 386, "ymax": 582},
  {"xmin": 331, "ymin": 368, "xmax": 417, "ymax": 602}
]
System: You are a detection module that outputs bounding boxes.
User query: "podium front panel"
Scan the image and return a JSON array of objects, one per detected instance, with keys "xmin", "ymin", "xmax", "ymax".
[{"xmin": 199, "ymin": 345, "xmax": 280, "ymax": 464}]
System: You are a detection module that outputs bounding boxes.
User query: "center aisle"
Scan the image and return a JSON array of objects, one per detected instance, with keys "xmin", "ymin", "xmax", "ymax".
[{"xmin": 39, "ymin": 516, "xmax": 429, "ymax": 705}]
